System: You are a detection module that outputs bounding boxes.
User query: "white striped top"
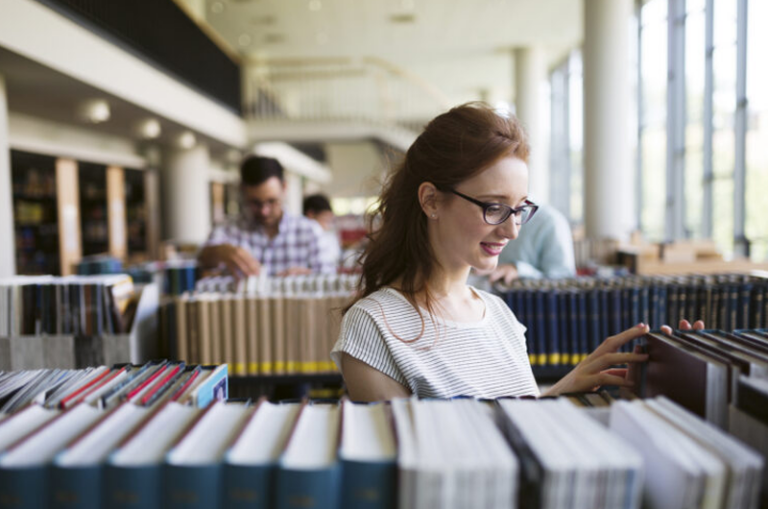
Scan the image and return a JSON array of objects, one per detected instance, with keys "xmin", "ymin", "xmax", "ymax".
[{"xmin": 331, "ymin": 287, "xmax": 540, "ymax": 399}]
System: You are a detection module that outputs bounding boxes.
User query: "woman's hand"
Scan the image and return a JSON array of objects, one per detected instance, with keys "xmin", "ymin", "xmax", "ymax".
[
  {"xmin": 543, "ymin": 323, "xmax": 650, "ymax": 396},
  {"xmin": 543, "ymin": 318, "xmax": 706, "ymax": 397}
]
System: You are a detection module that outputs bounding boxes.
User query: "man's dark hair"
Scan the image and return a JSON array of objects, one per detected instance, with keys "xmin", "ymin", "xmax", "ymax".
[
  {"xmin": 303, "ymin": 194, "xmax": 333, "ymax": 215},
  {"xmin": 240, "ymin": 155, "xmax": 284, "ymax": 186}
]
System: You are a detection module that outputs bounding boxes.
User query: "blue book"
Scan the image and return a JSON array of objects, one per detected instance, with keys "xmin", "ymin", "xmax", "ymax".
[
  {"xmin": 557, "ymin": 291, "xmax": 571, "ymax": 364},
  {"xmin": 544, "ymin": 290, "xmax": 560, "ymax": 366},
  {"xmin": 192, "ymin": 364, "xmax": 229, "ymax": 408},
  {"xmin": 577, "ymin": 292, "xmax": 589, "ymax": 360},
  {"xmin": 275, "ymin": 403, "xmax": 341, "ymax": 509},
  {"xmin": 0, "ymin": 404, "xmax": 103, "ymax": 509},
  {"xmin": 586, "ymin": 289, "xmax": 601, "ymax": 354},
  {"xmin": 567, "ymin": 290, "xmax": 581, "ymax": 363},
  {"xmin": 105, "ymin": 402, "xmax": 203, "ymax": 509},
  {"xmin": 339, "ymin": 401, "xmax": 396, "ymax": 509},
  {"xmin": 50, "ymin": 402, "xmax": 151, "ymax": 509},
  {"xmin": 224, "ymin": 401, "xmax": 303, "ymax": 509},
  {"xmin": 164, "ymin": 401, "xmax": 252, "ymax": 509},
  {"xmin": 657, "ymin": 286, "xmax": 668, "ymax": 330},
  {"xmin": 534, "ymin": 291, "xmax": 547, "ymax": 366}
]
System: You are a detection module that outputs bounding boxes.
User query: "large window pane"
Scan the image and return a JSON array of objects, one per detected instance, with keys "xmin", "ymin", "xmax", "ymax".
[
  {"xmin": 640, "ymin": 0, "xmax": 667, "ymax": 241},
  {"xmin": 568, "ymin": 51, "xmax": 583, "ymax": 225},
  {"xmin": 746, "ymin": 0, "xmax": 768, "ymax": 261},
  {"xmin": 712, "ymin": 0, "xmax": 737, "ymax": 257},
  {"xmin": 685, "ymin": 0, "xmax": 706, "ymax": 238}
]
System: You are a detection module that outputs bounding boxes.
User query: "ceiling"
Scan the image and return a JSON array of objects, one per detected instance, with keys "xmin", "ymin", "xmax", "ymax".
[
  {"xmin": 0, "ymin": 48, "xmax": 234, "ymax": 162},
  {"xmin": 186, "ymin": 0, "xmax": 583, "ymax": 108}
]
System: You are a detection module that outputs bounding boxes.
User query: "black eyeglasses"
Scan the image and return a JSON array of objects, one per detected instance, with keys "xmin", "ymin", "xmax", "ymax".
[{"xmin": 447, "ymin": 189, "xmax": 538, "ymax": 226}]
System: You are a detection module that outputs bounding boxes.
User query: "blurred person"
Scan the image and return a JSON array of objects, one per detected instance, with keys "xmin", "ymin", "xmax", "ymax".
[
  {"xmin": 486, "ymin": 202, "xmax": 576, "ymax": 285},
  {"xmin": 303, "ymin": 193, "xmax": 342, "ymax": 270},
  {"xmin": 198, "ymin": 155, "xmax": 335, "ymax": 277}
]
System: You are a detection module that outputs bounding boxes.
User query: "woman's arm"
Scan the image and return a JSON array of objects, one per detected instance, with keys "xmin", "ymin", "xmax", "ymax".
[{"xmin": 340, "ymin": 353, "xmax": 411, "ymax": 402}]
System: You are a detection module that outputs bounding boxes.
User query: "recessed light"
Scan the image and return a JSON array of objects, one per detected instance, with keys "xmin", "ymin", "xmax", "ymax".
[
  {"xmin": 177, "ymin": 132, "xmax": 197, "ymax": 149},
  {"xmin": 77, "ymin": 99, "xmax": 110, "ymax": 124},
  {"xmin": 135, "ymin": 118, "xmax": 161, "ymax": 139},
  {"xmin": 309, "ymin": 0, "xmax": 321, "ymax": 11}
]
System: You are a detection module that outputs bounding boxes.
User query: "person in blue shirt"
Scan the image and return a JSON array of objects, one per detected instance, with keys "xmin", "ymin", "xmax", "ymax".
[{"xmin": 488, "ymin": 202, "xmax": 576, "ymax": 285}]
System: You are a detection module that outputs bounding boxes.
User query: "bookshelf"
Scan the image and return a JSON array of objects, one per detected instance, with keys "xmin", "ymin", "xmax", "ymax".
[
  {"xmin": 11, "ymin": 150, "xmax": 60, "ymax": 275},
  {"xmin": 124, "ymin": 168, "xmax": 147, "ymax": 260},
  {"xmin": 78, "ymin": 161, "xmax": 109, "ymax": 258}
]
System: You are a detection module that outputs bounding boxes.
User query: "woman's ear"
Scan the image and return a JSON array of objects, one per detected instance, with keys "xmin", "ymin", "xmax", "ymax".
[{"xmin": 418, "ymin": 182, "xmax": 439, "ymax": 219}]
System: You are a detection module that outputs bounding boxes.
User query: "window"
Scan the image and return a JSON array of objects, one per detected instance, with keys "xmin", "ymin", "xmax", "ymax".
[{"xmin": 639, "ymin": 0, "xmax": 668, "ymax": 242}]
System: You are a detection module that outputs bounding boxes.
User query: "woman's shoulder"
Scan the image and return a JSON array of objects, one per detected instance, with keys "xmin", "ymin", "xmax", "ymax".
[{"xmin": 345, "ymin": 287, "xmax": 415, "ymax": 318}]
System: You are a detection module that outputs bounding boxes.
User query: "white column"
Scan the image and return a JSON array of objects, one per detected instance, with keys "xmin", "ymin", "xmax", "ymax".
[
  {"xmin": 162, "ymin": 144, "xmax": 211, "ymax": 243},
  {"xmin": 583, "ymin": 0, "xmax": 634, "ymax": 239},
  {"xmin": 0, "ymin": 75, "xmax": 15, "ymax": 277},
  {"xmin": 514, "ymin": 47, "xmax": 549, "ymax": 204}
]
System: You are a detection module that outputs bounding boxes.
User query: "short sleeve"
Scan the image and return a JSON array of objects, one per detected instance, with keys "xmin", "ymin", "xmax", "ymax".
[{"xmin": 330, "ymin": 305, "xmax": 408, "ymax": 387}]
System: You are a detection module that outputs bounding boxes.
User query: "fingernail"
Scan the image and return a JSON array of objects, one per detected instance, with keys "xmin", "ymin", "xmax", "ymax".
[{"xmin": 636, "ymin": 323, "xmax": 645, "ymax": 328}]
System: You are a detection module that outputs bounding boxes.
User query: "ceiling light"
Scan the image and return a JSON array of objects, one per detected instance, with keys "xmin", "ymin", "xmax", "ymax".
[
  {"xmin": 135, "ymin": 118, "xmax": 162, "ymax": 139},
  {"xmin": 211, "ymin": 1, "xmax": 224, "ymax": 13},
  {"xmin": 177, "ymin": 131, "xmax": 197, "ymax": 149},
  {"xmin": 238, "ymin": 34, "xmax": 252, "ymax": 46},
  {"xmin": 77, "ymin": 99, "xmax": 110, "ymax": 124},
  {"xmin": 308, "ymin": 0, "xmax": 322, "ymax": 11}
]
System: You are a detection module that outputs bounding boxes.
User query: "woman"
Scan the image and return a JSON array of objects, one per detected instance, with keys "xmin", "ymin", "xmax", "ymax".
[{"xmin": 330, "ymin": 102, "xmax": 702, "ymax": 402}]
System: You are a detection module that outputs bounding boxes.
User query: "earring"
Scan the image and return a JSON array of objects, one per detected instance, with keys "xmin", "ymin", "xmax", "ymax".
[{"xmin": 431, "ymin": 214, "xmax": 437, "ymax": 219}]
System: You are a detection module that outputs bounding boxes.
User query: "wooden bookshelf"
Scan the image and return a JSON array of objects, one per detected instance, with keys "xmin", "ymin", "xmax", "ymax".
[
  {"xmin": 78, "ymin": 161, "xmax": 109, "ymax": 258},
  {"xmin": 11, "ymin": 150, "xmax": 61, "ymax": 275}
]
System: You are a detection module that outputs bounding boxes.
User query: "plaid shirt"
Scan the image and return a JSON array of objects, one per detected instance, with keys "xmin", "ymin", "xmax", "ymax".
[{"xmin": 205, "ymin": 213, "xmax": 336, "ymax": 276}]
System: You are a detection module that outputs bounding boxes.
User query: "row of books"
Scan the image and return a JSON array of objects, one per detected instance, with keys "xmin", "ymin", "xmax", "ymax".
[
  {"xmin": 0, "ymin": 362, "xmax": 228, "ymax": 509},
  {"xmin": 638, "ymin": 328, "xmax": 768, "ymax": 430},
  {"xmin": 0, "ymin": 275, "xmax": 136, "ymax": 337},
  {"xmin": 193, "ymin": 273, "xmax": 359, "ymax": 296},
  {"xmin": 163, "ymin": 292, "xmax": 350, "ymax": 376},
  {"xmin": 497, "ymin": 273, "xmax": 768, "ymax": 366},
  {"xmin": 0, "ymin": 361, "xmax": 228, "ymax": 416},
  {"xmin": 0, "ymin": 389, "xmax": 763, "ymax": 509}
]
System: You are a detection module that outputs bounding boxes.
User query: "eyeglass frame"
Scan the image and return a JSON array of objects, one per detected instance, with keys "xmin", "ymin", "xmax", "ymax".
[{"xmin": 443, "ymin": 188, "xmax": 539, "ymax": 226}]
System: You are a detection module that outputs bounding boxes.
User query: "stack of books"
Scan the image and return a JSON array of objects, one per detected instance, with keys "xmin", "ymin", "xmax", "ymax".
[
  {"xmin": 497, "ymin": 273, "xmax": 768, "ymax": 367},
  {"xmin": 0, "ymin": 275, "xmax": 135, "ymax": 337},
  {"xmin": 162, "ymin": 274, "xmax": 357, "ymax": 377}
]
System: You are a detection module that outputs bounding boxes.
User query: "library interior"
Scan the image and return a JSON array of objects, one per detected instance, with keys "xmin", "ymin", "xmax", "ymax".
[{"xmin": 1, "ymin": 0, "xmax": 768, "ymax": 508}]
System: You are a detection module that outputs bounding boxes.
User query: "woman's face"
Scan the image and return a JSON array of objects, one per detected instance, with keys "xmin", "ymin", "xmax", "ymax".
[{"xmin": 431, "ymin": 155, "xmax": 529, "ymax": 274}]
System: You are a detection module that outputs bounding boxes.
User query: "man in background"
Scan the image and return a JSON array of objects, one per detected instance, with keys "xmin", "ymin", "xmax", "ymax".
[
  {"xmin": 303, "ymin": 193, "xmax": 341, "ymax": 270},
  {"xmin": 487, "ymin": 203, "xmax": 576, "ymax": 285},
  {"xmin": 198, "ymin": 155, "xmax": 335, "ymax": 277}
]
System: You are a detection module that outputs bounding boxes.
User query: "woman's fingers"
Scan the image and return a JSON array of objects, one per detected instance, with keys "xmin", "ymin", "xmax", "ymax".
[
  {"xmin": 679, "ymin": 319, "xmax": 692, "ymax": 330},
  {"xmin": 601, "ymin": 368, "xmax": 628, "ymax": 379},
  {"xmin": 693, "ymin": 320, "xmax": 705, "ymax": 330},
  {"xmin": 597, "ymin": 323, "xmax": 649, "ymax": 354}
]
